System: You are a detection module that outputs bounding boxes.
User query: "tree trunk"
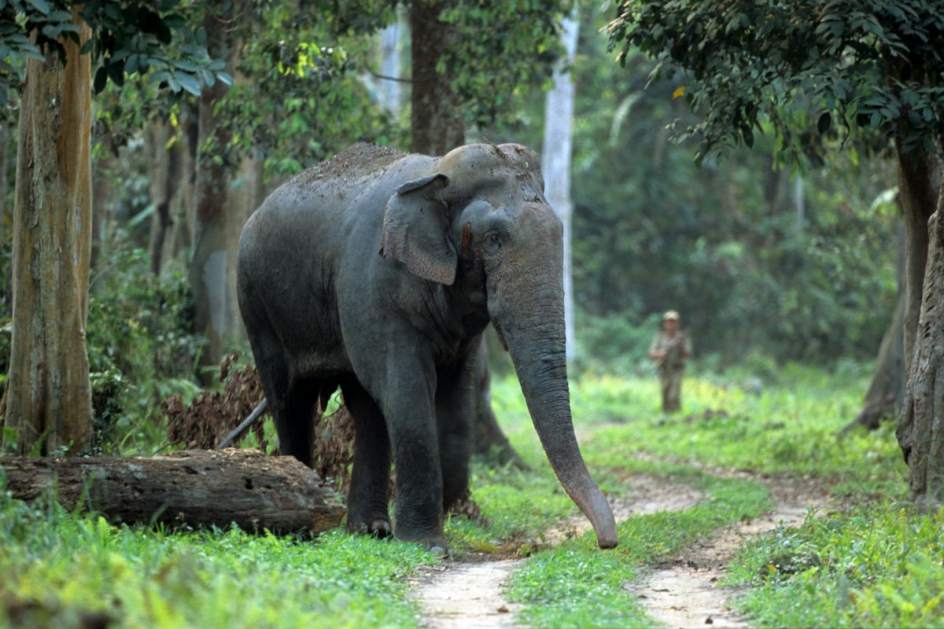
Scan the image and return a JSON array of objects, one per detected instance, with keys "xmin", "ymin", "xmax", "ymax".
[
  {"xmin": 226, "ymin": 150, "xmax": 265, "ymax": 342},
  {"xmin": 896, "ymin": 141, "xmax": 938, "ymax": 374},
  {"xmin": 0, "ymin": 449, "xmax": 344, "ymax": 534},
  {"xmin": 898, "ymin": 179, "xmax": 944, "ymax": 507},
  {"xmin": 0, "ymin": 123, "xmax": 7, "ymax": 249},
  {"xmin": 377, "ymin": 11, "xmax": 404, "ymax": 115},
  {"xmin": 90, "ymin": 152, "xmax": 112, "ymax": 271},
  {"xmin": 541, "ymin": 7, "xmax": 579, "ymax": 362},
  {"xmin": 0, "ymin": 123, "xmax": 10, "ymax": 313},
  {"xmin": 3, "ymin": 17, "xmax": 94, "ymax": 455},
  {"xmin": 191, "ymin": 7, "xmax": 240, "ymax": 373},
  {"xmin": 471, "ymin": 341, "xmax": 527, "ymax": 468},
  {"xmin": 409, "ymin": 0, "xmax": 464, "ymax": 155},
  {"xmin": 147, "ymin": 121, "xmax": 181, "ymax": 276}
]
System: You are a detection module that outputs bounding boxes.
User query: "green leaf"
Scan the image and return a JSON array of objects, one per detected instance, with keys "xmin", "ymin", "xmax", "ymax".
[
  {"xmin": 93, "ymin": 65, "xmax": 108, "ymax": 93},
  {"xmin": 176, "ymin": 72, "xmax": 201, "ymax": 96},
  {"xmin": 28, "ymin": 0, "xmax": 51, "ymax": 15}
]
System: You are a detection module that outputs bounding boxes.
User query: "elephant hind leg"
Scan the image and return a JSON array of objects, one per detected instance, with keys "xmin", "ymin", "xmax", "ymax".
[
  {"xmin": 340, "ymin": 377, "xmax": 392, "ymax": 537},
  {"xmin": 272, "ymin": 379, "xmax": 320, "ymax": 468}
]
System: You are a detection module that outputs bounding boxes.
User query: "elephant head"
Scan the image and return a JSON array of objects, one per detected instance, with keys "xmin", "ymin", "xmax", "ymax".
[{"xmin": 381, "ymin": 143, "xmax": 618, "ymax": 549}]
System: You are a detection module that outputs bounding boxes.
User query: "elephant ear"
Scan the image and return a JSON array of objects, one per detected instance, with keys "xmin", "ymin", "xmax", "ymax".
[{"xmin": 381, "ymin": 173, "xmax": 457, "ymax": 285}]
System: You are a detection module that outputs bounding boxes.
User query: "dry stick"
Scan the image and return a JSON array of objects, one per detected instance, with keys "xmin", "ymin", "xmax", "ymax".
[{"xmin": 218, "ymin": 399, "xmax": 269, "ymax": 448}]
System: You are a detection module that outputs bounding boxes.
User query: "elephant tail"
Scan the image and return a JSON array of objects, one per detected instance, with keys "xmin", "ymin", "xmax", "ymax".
[{"xmin": 217, "ymin": 399, "xmax": 270, "ymax": 448}]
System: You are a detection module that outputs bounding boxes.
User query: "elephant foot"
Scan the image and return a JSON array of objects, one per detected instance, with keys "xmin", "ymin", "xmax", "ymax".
[
  {"xmin": 394, "ymin": 527, "xmax": 449, "ymax": 557},
  {"xmin": 347, "ymin": 515, "xmax": 392, "ymax": 539}
]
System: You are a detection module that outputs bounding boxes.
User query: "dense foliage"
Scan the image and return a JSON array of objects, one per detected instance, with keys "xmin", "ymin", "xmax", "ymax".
[
  {"xmin": 497, "ymin": 6, "xmax": 899, "ymax": 368},
  {"xmin": 607, "ymin": 0, "xmax": 944, "ymax": 161},
  {"xmin": 0, "ymin": 0, "xmax": 229, "ymax": 108}
]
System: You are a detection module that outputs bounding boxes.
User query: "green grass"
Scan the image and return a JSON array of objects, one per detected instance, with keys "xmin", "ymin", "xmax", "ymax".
[
  {"xmin": 488, "ymin": 365, "xmax": 930, "ymax": 628},
  {"xmin": 1, "ymin": 364, "xmax": 937, "ymax": 628},
  {"xmin": 507, "ymin": 466, "xmax": 770, "ymax": 628},
  {"xmin": 0, "ymin": 490, "xmax": 436, "ymax": 628},
  {"xmin": 727, "ymin": 503, "xmax": 944, "ymax": 627}
]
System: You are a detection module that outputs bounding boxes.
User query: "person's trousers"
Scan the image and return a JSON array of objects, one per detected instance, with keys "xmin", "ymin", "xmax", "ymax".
[{"xmin": 660, "ymin": 370, "xmax": 683, "ymax": 413}]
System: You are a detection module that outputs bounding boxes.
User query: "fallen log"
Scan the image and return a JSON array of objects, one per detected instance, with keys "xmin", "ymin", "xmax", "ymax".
[{"xmin": 0, "ymin": 448, "xmax": 344, "ymax": 535}]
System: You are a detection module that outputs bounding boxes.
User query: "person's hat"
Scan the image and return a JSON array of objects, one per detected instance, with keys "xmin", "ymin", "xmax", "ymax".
[{"xmin": 663, "ymin": 310, "xmax": 680, "ymax": 321}]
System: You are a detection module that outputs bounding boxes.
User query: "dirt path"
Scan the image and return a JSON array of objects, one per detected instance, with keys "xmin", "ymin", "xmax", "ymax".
[
  {"xmin": 414, "ymin": 475, "xmax": 704, "ymax": 629},
  {"xmin": 631, "ymin": 476, "xmax": 832, "ymax": 628}
]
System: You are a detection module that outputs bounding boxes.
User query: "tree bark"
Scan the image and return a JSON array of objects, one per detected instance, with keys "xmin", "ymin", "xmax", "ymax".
[
  {"xmin": 4, "ymin": 17, "xmax": 94, "ymax": 454},
  {"xmin": 542, "ymin": 8, "xmax": 580, "ymax": 362},
  {"xmin": 898, "ymin": 180, "xmax": 944, "ymax": 506},
  {"xmin": 0, "ymin": 449, "xmax": 344, "ymax": 534},
  {"xmin": 147, "ymin": 121, "xmax": 181, "ymax": 276},
  {"xmin": 0, "ymin": 123, "xmax": 7, "ymax": 249},
  {"xmin": 896, "ymin": 141, "xmax": 938, "ymax": 374},
  {"xmin": 409, "ymin": 0, "xmax": 464, "ymax": 155},
  {"xmin": 191, "ymin": 7, "xmax": 240, "ymax": 373}
]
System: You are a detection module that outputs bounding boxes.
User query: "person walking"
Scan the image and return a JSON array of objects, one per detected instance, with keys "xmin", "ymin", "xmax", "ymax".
[{"xmin": 648, "ymin": 310, "xmax": 691, "ymax": 413}]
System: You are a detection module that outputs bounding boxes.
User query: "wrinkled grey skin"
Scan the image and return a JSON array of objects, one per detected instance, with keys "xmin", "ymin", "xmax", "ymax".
[{"xmin": 237, "ymin": 143, "xmax": 617, "ymax": 550}]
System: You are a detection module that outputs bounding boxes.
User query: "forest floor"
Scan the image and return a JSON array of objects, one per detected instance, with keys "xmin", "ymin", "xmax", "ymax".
[{"xmin": 2, "ymin": 366, "xmax": 942, "ymax": 628}]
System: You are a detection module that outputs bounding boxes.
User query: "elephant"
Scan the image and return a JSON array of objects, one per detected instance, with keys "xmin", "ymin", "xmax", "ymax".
[{"xmin": 237, "ymin": 142, "xmax": 617, "ymax": 551}]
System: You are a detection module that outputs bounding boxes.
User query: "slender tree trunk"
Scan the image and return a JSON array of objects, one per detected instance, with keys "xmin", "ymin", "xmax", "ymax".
[
  {"xmin": 226, "ymin": 149, "xmax": 264, "ymax": 343},
  {"xmin": 147, "ymin": 122, "xmax": 181, "ymax": 276},
  {"xmin": 4, "ymin": 18, "xmax": 94, "ymax": 454},
  {"xmin": 896, "ymin": 141, "xmax": 938, "ymax": 373},
  {"xmin": 377, "ymin": 11, "xmax": 404, "ymax": 115},
  {"xmin": 191, "ymin": 7, "xmax": 240, "ymax": 373},
  {"xmin": 169, "ymin": 102, "xmax": 199, "ymax": 262},
  {"xmin": 898, "ymin": 178, "xmax": 944, "ymax": 506},
  {"xmin": 471, "ymin": 340, "xmax": 527, "ymax": 468},
  {"xmin": 0, "ymin": 123, "xmax": 7, "ymax": 249},
  {"xmin": 409, "ymin": 0, "xmax": 464, "ymax": 155},
  {"xmin": 542, "ymin": 7, "xmax": 579, "ymax": 362},
  {"xmin": 0, "ymin": 123, "xmax": 10, "ymax": 314},
  {"xmin": 90, "ymin": 153, "xmax": 112, "ymax": 271}
]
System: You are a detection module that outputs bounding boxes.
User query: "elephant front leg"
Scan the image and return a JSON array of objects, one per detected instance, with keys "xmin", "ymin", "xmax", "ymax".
[
  {"xmin": 347, "ymin": 332, "xmax": 446, "ymax": 551},
  {"xmin": 436, "ymin": 360, "xmax": 475, "ymax": 512},
  {"xmin": 387, "ymin": 401, "xmax": 446, "ymax": 550},
  {"xmin": 341, "ymin": 378, "xmax": 392, "ymax": 538}
]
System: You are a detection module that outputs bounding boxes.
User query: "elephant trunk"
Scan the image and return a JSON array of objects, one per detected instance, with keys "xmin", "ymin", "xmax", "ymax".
[{"xmin": 495, "ymin": 286, "xmax": 618, "ymax": 549}]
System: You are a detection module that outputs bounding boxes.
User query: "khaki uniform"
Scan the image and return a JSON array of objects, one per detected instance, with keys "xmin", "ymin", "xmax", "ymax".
[{"xmin": 650, "ymin": 332, "xmax": 691, "ymax": 413}]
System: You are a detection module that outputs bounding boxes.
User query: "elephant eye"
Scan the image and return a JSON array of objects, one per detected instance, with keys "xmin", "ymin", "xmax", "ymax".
[{"xmin": 485, "ymin": 232, "xmax": 503, "ymax": 253}]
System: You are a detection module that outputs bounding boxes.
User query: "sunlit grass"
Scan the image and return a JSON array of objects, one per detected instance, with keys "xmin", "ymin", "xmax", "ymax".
[{"xmin": 727, "ymin": 504, "xmax": 944, "ymax": 627}]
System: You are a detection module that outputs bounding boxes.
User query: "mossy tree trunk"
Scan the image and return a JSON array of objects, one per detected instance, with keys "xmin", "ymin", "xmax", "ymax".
[
  {"xmin": 191, "ymin": 6, "xmax": 240, "ymax": 374},
  {"xmin": 4, "ymin": 17, "xmax": 94, "ymax": 454},
  {"xmin": 898, "ymin": 178, "xmax": 944, "ymax": 506}
]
